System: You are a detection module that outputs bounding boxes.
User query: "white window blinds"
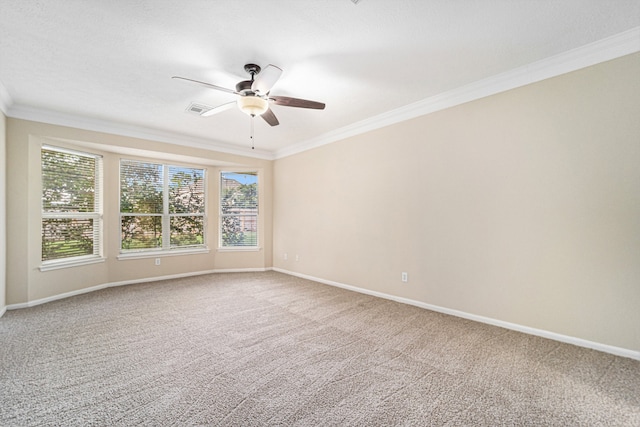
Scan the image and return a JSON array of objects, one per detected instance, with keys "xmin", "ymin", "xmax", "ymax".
[
  {"xmin": 120, "ymin": 159, "xmax": 205, "ymax": 252},
  {"xmin": 220, "ymin": 172, "xmax": 258, "ymax": 247},
  {"xmin": 41, "ymin": 145, "xmax": 103, "ymax": 263}
]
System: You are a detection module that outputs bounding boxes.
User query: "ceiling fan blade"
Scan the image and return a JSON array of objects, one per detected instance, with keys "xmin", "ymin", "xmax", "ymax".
[
  {"xmin": 252, "ymin": 64, "xmax": 283, "ymax": 94},
  {"xmin": 201, "ymin": 101, "xmax": 236, "ymax": 117},
  {"xmin": 261, "ymin": 107, "xmax": 279, "ymax": 126},
  {"xmin": 270, "ymin": 96, "xmax": 325, "ymax": 110},
  {"xmin": 172, "ymin": 76, "xmax": 237, "ymax": 95}
]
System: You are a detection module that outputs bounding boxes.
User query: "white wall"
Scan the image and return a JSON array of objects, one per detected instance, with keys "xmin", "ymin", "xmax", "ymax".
[{"xmin": 273, "ymin": 53, "xmax": 640, "ymax": 353}]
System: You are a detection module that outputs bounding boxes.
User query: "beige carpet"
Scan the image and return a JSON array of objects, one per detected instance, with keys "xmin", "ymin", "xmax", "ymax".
[{"xmin": 1, "ymin": 271, "xmax": 638, "ymax": 426}]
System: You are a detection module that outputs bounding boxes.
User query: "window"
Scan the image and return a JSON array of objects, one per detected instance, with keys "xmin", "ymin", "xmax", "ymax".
[
  {"xmin": 41, "ymin": 145, "xmax": 103, "ymax": 266},
  {"xmin": 220, "ymin": 172, "xmax": 258, "ymax": 248},
  {"xmin": 120, "ymin": 159, "xmax": 205, "ymax": 253}
]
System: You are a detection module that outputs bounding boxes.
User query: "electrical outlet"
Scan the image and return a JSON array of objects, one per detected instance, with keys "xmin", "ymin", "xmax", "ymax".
[
  {"xmin": 284, "ymin": 253, "xmax": 288, "ymax": 260},
  {"xmin": 295, "ymin": 254, "xmax": 300, "ymax": 262},
  {"xmin": 155, "ymin": 258, "xmax": 161, "ymax": 266},
  {"xmin": 401, "ymin": 272, "xmax": 408, "ymax": 282}
]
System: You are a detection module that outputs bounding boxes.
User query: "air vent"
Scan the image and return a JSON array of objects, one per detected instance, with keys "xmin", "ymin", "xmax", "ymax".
[{"xmin": 185, "ymin": 102, "xmax": 214, "ymax": 116}]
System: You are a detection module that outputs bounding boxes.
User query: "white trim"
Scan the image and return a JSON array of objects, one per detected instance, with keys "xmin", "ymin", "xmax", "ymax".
[
  {"xmin": 117, "ymin": 247, "xmax": 210, "ymax": 260},
  {"xmin": 6, "ymin": 266, "xmax": 638, "ymax": 361},
  {"xmin": 274, "ymin": 26, "xmax": 640, "ymax": 159},
  {"xmin": 3, "ymin": 28, "xmax": 638, "ymax": 160},
  {"xmin": 272, "ymin": 268, "xmax": 640, "ymax": 361},
  {"xmin": 40, "ymin": 256, "xmax": 106, "ymax": 272},
  {"xmin": 0, "ymin": 79, "xmax": 13, "ymax": 115},
  {"xmin": 213, "ymin": 267, "xmax": 271, "ymax": 273},
  {"xmin": 217, "ymin": 247, "xmax": 262, "ymax": 252},
  {"xmin": 5, "ymin": 268, "xmax": 270, "ymax": 310},
  {"xmin": 6, "ymin": 103, "xmax": 275, "ymax": 160}
]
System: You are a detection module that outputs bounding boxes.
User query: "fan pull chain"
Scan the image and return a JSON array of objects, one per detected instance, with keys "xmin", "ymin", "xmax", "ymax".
[{"xmin": 250, "ymin": 115, "xmax": 255, "ymax": 150}]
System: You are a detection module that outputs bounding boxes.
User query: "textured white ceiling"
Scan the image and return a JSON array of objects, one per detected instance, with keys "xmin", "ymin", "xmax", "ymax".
[{"xmin": 1, "ymin": 0, "xmax": 639, "ymax": 158}]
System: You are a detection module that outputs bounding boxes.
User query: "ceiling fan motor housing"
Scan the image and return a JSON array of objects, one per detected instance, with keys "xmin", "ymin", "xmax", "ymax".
[{"xmin": 235, "ymin": 80, "xmax": 253, "ymax": 94}]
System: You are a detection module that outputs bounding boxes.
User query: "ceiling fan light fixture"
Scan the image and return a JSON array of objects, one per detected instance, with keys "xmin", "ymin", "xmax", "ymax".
[{"xmin": 237, "ymin": 95, "xmax": 269, "ymax": 116}]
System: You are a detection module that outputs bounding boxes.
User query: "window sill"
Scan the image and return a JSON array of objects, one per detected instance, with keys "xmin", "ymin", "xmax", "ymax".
[
  {"xmin": 40, "ymin": 256, "xmax": 106, "ymax": 272},
  {"xmin": 217, "ymin": 247, "xmax": 262, "ymax": 252},
  {"xmin": 117, "ymin": 247, "xmax": 210, "ymax": 260}
]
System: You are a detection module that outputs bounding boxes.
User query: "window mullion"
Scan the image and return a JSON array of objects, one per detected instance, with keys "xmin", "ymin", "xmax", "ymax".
[
  {"xmin": 162, "ymin": 165, "xmax": 170, "ymax": 249},
  {"xmin": 95, "ymin": 155, "xmax": 103, "ymax": 257}
]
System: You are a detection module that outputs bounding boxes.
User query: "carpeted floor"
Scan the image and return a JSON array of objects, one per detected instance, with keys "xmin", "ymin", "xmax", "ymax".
[{"xmin": 1, "ymin": 271, "xmax": 639, "ymax": 426}]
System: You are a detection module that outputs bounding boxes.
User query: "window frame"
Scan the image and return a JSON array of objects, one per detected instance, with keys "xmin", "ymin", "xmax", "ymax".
[
  {"xmin": 40, "ymin": 144, "xmax": 104, "ymax": 271},
  {"xmin": 118, "ymin": 158, "xmax": 208, "ymax": 259},
  {"xmin": 219, "ymin": 170, "xmax": 259, "ymax": 251}
]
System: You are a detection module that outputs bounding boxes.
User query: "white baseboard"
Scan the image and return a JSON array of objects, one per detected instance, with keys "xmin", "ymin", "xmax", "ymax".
[
  {"xmin": 212, "ymin": 268, "xmax": 273, "ymax": 274},
  {"xmin": 5, "ymin": 268, "xmax": 271, "ymax": 311},
  {"xmin": 272, "ymin": 268, "xmax": 640, "ymax": 361},
  {"xmin": 6, "ymin": 267, "xmax": 638, "ymax": 361}
]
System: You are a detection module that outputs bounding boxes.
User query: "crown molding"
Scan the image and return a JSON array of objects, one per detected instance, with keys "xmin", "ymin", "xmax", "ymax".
[
  {"xmin": 3, "ymin": 27, "xmax": 639, "ymax": 161},
  {"xmin": 0, "ymin": 79, "xmax": 13, "ymax": 115},
  {"xmin": 275, "ymin": 26, "xmax": 640, "ymax": 159},
  {"xmin": 5, "ymin": 103, "xmax": 275, "ymax": 160}
]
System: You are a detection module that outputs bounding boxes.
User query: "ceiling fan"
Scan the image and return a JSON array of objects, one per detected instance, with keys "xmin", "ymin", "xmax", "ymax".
[{"xmin": 172, "ymin": 64, "xmax": 325, "ymax": 127}]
